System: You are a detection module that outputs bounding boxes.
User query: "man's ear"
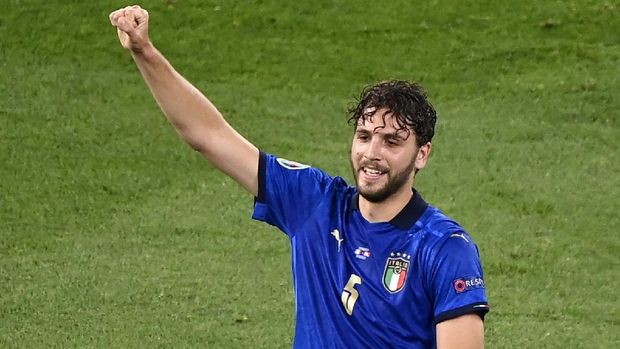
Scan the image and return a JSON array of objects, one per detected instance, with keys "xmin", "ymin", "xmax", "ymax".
[{"xmin": 414, "ymin": 142, "xmax": 432, "ymax": 171}]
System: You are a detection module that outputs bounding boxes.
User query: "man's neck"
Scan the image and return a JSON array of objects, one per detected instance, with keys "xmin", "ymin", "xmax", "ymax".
[{"xmin": 358, "ymin": 188, "xmax": 414, "ymax": 223}]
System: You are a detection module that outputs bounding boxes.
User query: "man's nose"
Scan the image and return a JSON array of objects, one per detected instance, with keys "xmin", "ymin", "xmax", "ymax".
[{"xmin": 363, "ymin": 138, "xmax": 382, "ymax": 160}]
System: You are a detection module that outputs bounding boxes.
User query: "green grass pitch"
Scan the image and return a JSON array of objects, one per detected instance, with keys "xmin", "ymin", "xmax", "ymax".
[{"xmin": 1, "ymin": 1, "xmax": 618, "ymax": 347}]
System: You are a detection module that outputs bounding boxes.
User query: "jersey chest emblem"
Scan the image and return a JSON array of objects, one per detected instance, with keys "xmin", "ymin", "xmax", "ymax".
[{"xmin": 382, "ymin": 253, "xmax": 411, "ymax": 293}]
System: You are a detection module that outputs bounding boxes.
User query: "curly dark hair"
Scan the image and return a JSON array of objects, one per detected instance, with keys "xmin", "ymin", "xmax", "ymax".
[{"xmin": 347, "ymin": 80, "xmax": 437, "ymax": 146}]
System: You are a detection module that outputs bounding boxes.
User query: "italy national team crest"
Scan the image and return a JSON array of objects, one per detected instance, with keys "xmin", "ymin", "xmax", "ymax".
[{"xmin": 382, "ymin": 253, "xmax": 411, "ymax": 293}]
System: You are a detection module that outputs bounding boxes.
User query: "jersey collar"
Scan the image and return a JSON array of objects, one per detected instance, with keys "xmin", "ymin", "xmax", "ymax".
[{"xmin": 349, "ymin": 189, "xmax": 429, "ymax": 230}]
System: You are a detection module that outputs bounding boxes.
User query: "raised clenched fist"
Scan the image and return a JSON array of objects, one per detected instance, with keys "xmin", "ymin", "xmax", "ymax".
[{"xmin": 109, "ymin": 5, "xmax": 151, "ymax": 53}]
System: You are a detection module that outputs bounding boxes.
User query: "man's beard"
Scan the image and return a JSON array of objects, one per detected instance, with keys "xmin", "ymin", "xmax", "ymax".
[{"xmin": 351, "ymin": 159, "xmax": 416, "ymax": 203}]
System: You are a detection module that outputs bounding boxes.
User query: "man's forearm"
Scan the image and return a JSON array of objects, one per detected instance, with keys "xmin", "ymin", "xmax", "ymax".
[{"xmin": 130, "ymin": 44, "xmax": 227, "ymax": 151}]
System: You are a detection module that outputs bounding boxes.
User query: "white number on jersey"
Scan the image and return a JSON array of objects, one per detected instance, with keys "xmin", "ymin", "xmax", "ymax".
[{"xmin": 341, "ymin": 274, "xmax": 362, "ymax": 315}]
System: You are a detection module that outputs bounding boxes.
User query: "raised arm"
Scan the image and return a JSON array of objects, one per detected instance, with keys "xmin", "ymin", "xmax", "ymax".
[{"xmin": 109, "ymin": 6, "xmax": 259, "ymax": 196}]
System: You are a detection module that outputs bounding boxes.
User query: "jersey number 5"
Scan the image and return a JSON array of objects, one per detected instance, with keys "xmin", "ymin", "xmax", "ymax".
[{"xmin": 341, "ymin": 274, "xmax": 362, "ymax": 315}]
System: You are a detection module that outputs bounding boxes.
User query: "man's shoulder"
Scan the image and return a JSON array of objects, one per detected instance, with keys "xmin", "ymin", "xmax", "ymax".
[
  {"xmin": 414, "ymin": 206, "xmax": 481, "ymax": 271},
  {"xmin": 417, "ymin": 205, "xmax": 469, "ymax": 243},
  {"xmin": 262, "ymin": 152, "xmax": 354, "ymax": 197}
]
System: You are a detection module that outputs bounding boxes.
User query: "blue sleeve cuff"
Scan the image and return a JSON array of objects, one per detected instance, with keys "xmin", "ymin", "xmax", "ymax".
[
  {"xmin": 434, "ymin": 302, "xmax": 490, "ymax": 325},
  {"xmin": 255, "ymin": 151, "xmax": 267, "ymax": 203}
]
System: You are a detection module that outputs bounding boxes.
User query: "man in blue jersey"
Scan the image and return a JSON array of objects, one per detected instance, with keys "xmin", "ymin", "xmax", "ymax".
[{"xmin": 110, "ymin": 5, "xmax": 489, "ymax": 348}]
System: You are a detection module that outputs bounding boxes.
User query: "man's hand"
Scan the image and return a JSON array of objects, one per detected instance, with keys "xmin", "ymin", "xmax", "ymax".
[{"xmin": 109, "ymin": 5, "xmax": 151, "ymax": 53}]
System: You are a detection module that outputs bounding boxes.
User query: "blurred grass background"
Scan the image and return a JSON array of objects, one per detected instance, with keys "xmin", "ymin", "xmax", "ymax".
[{"xmin": 1, "ymin": 0, "xmax": 618, "ymax": 347}]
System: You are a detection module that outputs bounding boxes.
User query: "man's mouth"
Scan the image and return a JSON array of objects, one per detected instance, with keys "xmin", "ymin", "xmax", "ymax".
[{"xmin": 361, "ymin": 166, "xmax": 386, "ymax": 178}]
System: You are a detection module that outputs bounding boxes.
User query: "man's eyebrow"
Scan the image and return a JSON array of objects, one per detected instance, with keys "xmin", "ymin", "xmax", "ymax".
[
  {"xmin": 387, "ymin": 132, "xmax": 404, "ymax": 139},
  {"xmin": 385, "ymin": 132, "xmax": 407, "ymax": 141}
]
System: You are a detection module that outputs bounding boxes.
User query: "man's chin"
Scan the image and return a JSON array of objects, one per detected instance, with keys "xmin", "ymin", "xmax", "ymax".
[{"xmin": 358, "ymin": 186, "xmax": 390, "ymax": 203}]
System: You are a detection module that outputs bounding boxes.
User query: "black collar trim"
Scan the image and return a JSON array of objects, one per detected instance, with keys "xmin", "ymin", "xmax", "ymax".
[{"xmin": 349, "ymin": 190, "xmax": 429, "ymax": 230}]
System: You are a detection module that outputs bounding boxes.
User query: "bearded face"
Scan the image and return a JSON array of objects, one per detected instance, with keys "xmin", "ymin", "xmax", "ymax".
[{"xmin": 351, "ymin": 109, "xmax": 429, "ymax": 203}]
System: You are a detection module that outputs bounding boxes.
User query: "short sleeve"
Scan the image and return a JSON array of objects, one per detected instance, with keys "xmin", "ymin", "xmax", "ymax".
[
  {"xmin": 252, "ymin": 152, "xmax": 336, "ymax": 237},
  {"xmin": 427, "ymin": 231, "xmax": 490, "ymax": 324}
]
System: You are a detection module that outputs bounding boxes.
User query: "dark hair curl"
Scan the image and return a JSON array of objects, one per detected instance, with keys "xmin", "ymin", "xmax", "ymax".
[{"xmin": 347, "ymin": 80, "xmax": 437, "ymax": 146}]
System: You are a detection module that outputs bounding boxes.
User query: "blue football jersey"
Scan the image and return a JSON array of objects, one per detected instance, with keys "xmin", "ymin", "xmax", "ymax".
[{"xmin": 252, "ymin": 152, "xmax": 489, "ymax": 348}]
